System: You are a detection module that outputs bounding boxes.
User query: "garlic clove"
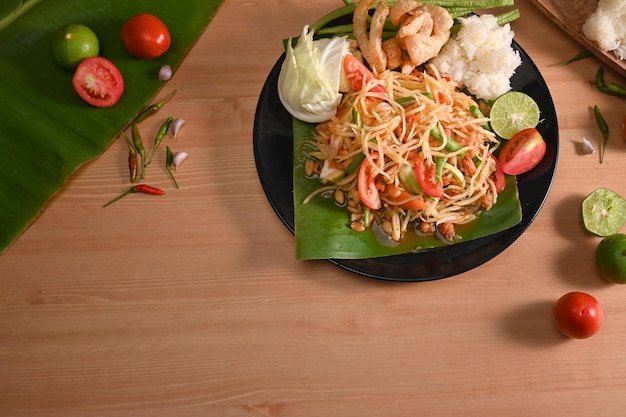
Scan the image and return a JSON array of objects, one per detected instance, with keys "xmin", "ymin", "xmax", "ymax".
[
  {"xmin": 172, "ymin": 151, "xmax": 189, "ymax": 171},
  {"xmin": 159, "ymin": 65, "xmax": 172, "ymax": 81},
  {"xmin": 171, "ymin": 118, "xmax": 185, "ymax": 138},
  {"xmin": 582, "ymin": 137, "xmax": 596, "ymax": 154}
]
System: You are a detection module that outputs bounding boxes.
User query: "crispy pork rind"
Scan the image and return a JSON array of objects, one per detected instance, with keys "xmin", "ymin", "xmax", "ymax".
[{"xmin": 353, "ymin": 0, "xmax": 453, "ymax": 73}]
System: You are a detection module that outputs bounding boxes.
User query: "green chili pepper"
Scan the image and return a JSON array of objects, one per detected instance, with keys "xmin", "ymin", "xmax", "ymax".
[
  {"xmin": 594, "ymin": 104, "xmax": 609, "ymax": 163},
  {"xmin": 121, "ymin": 131, "xmax": 138, "ymax": 183},
  {"xmin": 607, "ymin": 83, "xmax": 626, "ymax": 96},
  {"xmin": 553, "ymin": 50, "xmax": 592, "ymax": 66},
  {"xmin": 131, "ymin": 123, "xmax": 146, "ymax": 179},
  {"xmin": 166, "ymin": 146, "xmax": 179, "ymax": 189},
  {"xmin": 595, "ymin": 67, "xmax": 626, "ymax": 98},
  {"xmin": 146, "ymin": 117, "xmax": 173, "ymax": 166},
  {"xmin": 134, "ymin": 90, "xmax": 177, "ymax": 124},
  {"xmin": 596, "ymin": 67, "xmax": 611, "ymax": 94}
]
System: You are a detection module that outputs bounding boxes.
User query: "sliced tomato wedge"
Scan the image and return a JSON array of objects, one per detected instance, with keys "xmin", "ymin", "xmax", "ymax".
[
  {"xmin": 343, "ymin": 53, "xmax": 384, "ymax": 93},
  {"xmin": 413, "ymin": 157, "xmax": 443, "ymax": 198},
  {"xmin": 358, "ymin": 154, "xmax": 381, "ymax": 210},
  {"xmin": 498, "ymin": 127, "xmax": 546, "ymax": 175},
  {"xmin": 72, "ymin": 57, "xmax": 124, "ymax": 108}
]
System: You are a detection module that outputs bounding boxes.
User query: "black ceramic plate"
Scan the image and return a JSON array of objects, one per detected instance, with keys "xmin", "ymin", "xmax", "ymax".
[{"xmin": 253, "ymin": 41, "xmax": 558, "ymax": 282}]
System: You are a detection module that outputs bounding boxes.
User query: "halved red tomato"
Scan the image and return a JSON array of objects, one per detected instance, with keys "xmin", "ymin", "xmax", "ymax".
[
  {"xmin": 413, "ymin": 157, "xmax": 443, "ymax": 198},
  {"xmin": 72, "ymin": 57, "xmax": 124, "ymax": 108},
  {"xmin": 343, "ymin": 53, "xmax": 384, "ymax": 93},
  {"xmin": 358, "ymin": 154, "xmax": 381, "ymax": 210},
  {"xmin": 498, "ymin": 128, "xmax": 546, "ymax": 175}
]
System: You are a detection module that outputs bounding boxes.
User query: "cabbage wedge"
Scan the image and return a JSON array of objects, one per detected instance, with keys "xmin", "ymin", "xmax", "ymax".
[
  {"xmin": 0, "ymin": 0, "xmax": 223, "ymax": 254},
  {"xmin": 278, "ymin": 26, "xmax": 349, "ymax": 123}
]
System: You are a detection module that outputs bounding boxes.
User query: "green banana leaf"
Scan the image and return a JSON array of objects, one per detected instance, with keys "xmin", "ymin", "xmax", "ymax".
[
  {"xmin": 293, "ymin": 119, "xmax": 523, "ymax": 260},
  {"xmin": 0, "ymin": 0, "xmax": 223, "ymax": 254}
]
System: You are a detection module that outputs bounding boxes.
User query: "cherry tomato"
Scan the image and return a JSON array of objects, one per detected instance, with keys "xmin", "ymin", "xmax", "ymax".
[
  {"xmin": 498, "ymin": 127, "xmax": 546, "ymax": 175},
  {"xmin": 357, "ymin": 154, "xmax": 381, "ymax": 210},
  {"xmin": 343, "ymin": 53, "xmax": 384, "ymax": 93},
  {"xmin": 72, "ymin": 57, "xmax": 124, "ymax": 108},
  {"xmin": 491, "ymin": 155, "xmax": 506, "ymax": 193},
  {"xmin": 554, "ymin": 292, "xmax": 603, "ymax": 339},
  {"xmin": 120, "ymin": 13, "xmax": 171, "ymax": 59},
  {"xmin": 413, "ymin": 157, "xmax": 443, "ymax": 198}
]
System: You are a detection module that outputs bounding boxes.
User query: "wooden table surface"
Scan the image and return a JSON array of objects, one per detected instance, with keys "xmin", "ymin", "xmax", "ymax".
[{"xmin": 2, "ymin": 1, "xmax": 626, "ymax": 416}]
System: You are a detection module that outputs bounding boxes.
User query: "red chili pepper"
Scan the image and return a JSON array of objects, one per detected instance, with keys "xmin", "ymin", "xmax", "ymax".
[
  {"xmin": 128, "ymin": 152, "xmax": 139, "ymax": 183},
  {"xmin": 102, "ymin": 184, "xmax": 165, "ymax": 207},
  {"xmin": 121, "ymin": 131, "xmax": 139, "ymax": 183},
  {"xmin": 134, "ymin": 184, "xmax": 165, "ymax": 195}
]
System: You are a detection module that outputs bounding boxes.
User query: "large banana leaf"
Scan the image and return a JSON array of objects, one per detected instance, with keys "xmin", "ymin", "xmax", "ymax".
[
  {"xmin": 0, "ymin": 0, "xmax": 223, "ymax": 254},
  {"xmin": 293, "ymin": 119, "xmax": 523, "ymax": 260}
]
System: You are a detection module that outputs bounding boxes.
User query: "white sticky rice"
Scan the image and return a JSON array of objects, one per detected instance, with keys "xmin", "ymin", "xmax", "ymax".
[
  {"xmin": 582, "ymin": 0, "xmax": 626, "ymax": 60},
  {"xmin": 432, "ymin": 14, "xmax": 521, "ymax": 101}
]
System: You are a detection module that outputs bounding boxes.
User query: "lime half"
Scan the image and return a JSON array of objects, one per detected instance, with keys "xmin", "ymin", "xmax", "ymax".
[
  {"xmin": 489, "ymin": 91, "xmax": 540, "ymax": 139},
  {"xmin": 582, "ymin": 188, "xmax": 626, "ymax": 237}
]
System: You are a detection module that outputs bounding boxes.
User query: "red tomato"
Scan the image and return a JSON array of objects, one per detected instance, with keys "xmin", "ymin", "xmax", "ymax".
[
  {"xmin": 498, "ymin": 127, "xmax": 546, "ymax": 175},
  {"xmin": 413, "ymin": 157, "xmax": 443, "ymax": 198},
  {"xmin": 121, "ymin": 13, "xmax": 171, "ymax": 59},
  {"xmin": 491, "ymin": 155, "xmax": 506, "ymax": 193},
  {"xmin": 554, "ymin": 292, "xmax": 603, "ymax": 339},
  {"xmin": 343, "ymin": 53, "xmax": 384, "ymax": 93},
  {"xmin": 358, "ymin": 154, "xmax": 381, "ymax": 210},
  {"xmin": 72, "ymin": 57, "xmax": 124, "ymax": 108}
]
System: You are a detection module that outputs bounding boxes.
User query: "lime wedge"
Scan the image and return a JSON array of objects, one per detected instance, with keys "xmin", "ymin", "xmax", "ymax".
[
  {"xmin": 582, "ymin": 188, "xmax": 626, "ymax": 237},
  {"xmin": 489, "ymin": 91, "xmax": 540, "ymax": 139}
]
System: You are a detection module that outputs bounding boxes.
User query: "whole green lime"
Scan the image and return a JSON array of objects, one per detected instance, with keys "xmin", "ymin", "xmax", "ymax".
[
  {"xmin": 52, "ymin": 24, "xmax": 99, "ymax": 70},
  {"xmin": 596, "ymin": 233, "xmax": 626, "ymax": 284}
]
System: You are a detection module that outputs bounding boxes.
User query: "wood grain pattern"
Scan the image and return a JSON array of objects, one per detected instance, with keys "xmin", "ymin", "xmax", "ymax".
[
  {"xmin": 529, "ymin": 0, "xmax": 626, "ymax": 76},
  {"xmin": 1, "ymin": 1, "xmax": 626, "ymax": 416}
]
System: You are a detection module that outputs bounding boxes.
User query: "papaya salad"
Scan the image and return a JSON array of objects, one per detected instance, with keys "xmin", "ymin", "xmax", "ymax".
[{"xmin": 278, "ymin": 0, "xmax": 542, "ymax": 248}]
